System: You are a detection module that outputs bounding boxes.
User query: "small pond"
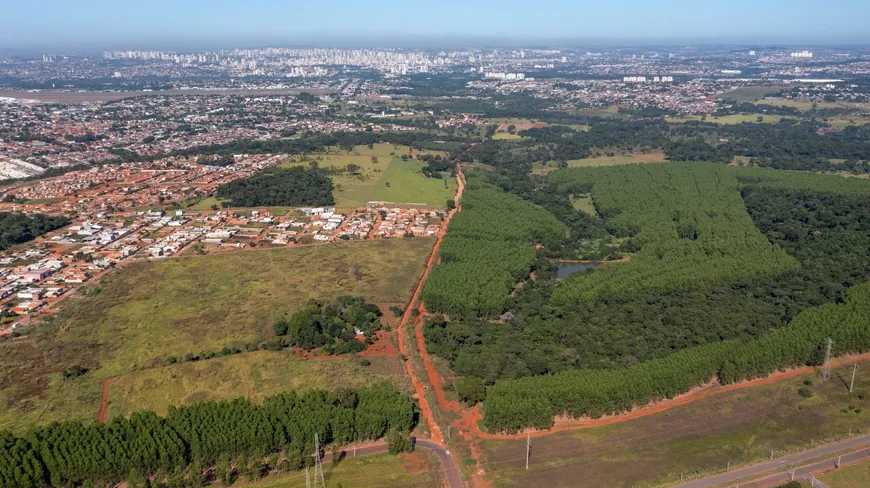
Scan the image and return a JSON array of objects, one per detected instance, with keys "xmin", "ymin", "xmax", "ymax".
[{"xmin": 556, "ymin": 261, "xmax": 604, "ymax": 278}]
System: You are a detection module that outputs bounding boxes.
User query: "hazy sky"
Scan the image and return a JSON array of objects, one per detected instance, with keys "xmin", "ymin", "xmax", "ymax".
[{"xmin": 2, "ymin": 0, "xmax": 868, "ymax": 51}]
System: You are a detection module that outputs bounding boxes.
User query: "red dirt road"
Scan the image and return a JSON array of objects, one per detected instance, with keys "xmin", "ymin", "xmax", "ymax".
[
  {"xmin": 97, "ymin": 378, "xmax": 111, "ymax": 423},
  {"xmin": 464, "ymin": 350, "xmax": 870, "ymax": 440},
  {"xmin": 396, "ymin": 164, "xmax": 465, "ymax": 445}
]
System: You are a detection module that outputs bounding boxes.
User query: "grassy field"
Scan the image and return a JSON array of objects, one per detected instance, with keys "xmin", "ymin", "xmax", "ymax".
[
  {"xmin": 492, "ymin": 132, "xmax": 524, "ymax": 140},
  {"xmin": 723, "ymin": 86, "xmax": 787, "ymax": 103},
  {"xmin": 371, "ymin": 158, "xmax": 455, "ymax": 207},
  {"xmin": 819, "ymin": 460, "xmax": 870, "ymax": 487},
  {"xmin": 532, "ymin": 152, "xmax": 667, "ymax": 175},
  {"xmin": 282, "ymin": 154, "xmax": 388, "ymax": 208},
  {"xmin": 185, "ymin": 195, "xmax": 223, "ymax": 211},
  {"xmin": 107, "ymin": 351, "xmax": 410, "ymax": 419},
  {"xmin": 668, "ymin": 114, "xmax": 791, "ymax": 124},
  {"xmin": 239, "ymin": 452, "xmax": 443, "ymax": 488},
  {"xmin": 280, "ymin": 144, "xmax": 450, "ymax": 208},
  {"xmin": 569, "ymin": 194, "xmax": 597, "ymax": 216},
  {"xmin": 0, "ymin": 238, "xmax": 434, "ymax": 432},
  {"xmin": 479, "ymin": 360, "xmax": 870, "ymax": 488},
  {"xmin": 757, "ymin": 99, "xmax": 844, "ymax": 110},
  {"xmin": 484, "ymin": 118, "xmax": 540, "ymax": 130},
  {"xmin": 827, "ymin": 117, "xmax": 870, "ymax": 130}
]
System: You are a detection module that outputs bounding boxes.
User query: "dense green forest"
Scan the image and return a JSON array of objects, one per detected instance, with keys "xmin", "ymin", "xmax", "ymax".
[
  {"xmin": 482, "ymin": 281, "xmax": 870, "ymax": 433},
  {"xmin": 0, "ymin": 383, "xmax": 415, "ymax": 487},
  {"xmin": 93, "ymin": 113, "xmax": 870, "ymax": 176},
  {"xmin": 0, "ymin": 212, "xmax": 69, "ymax": 251},
  {"xmin": 273, "ymin": 297, "xmax": 382, "ymax": 355},
  {"xmin": 422, "ymin": 177, "xmax": 566, "ymax": 318},
  {"xmin": 548, "ymin": 163, "xmax": 798, "ymax": 305},
  {"xmin": 101, "ymin": 131, "xmax": 474, "ymax": 164},
  {"xmin": 426, "ymin": 173, "xmax": 870, "ymax": 383},
  {"xmin": 450, "ymin": 118, "xmax": 870, "ymax": 174},
  {"xmin": 421, "ymin": 163, "xmax": 870, "ymax": 431},
  {"xmin": 216, "ymin": 166, "xmax": 334, "ymax": 207}
]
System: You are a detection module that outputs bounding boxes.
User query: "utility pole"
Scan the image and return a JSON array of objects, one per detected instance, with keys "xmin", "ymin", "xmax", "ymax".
[
  {"xmin": 525, "ymin": 434, "xmax": 531, "ymax": 470},
  {"xmin": 820, "ymin": 338, "xmax": 833, "ymax": 381},
  {"xmin": 313, "ymin": 433, "xmax": 326, "ymax": 488},
  {"xmin": 850, "ymin": 362, "xmax": 858, "ymax": 392},
  {"xmin": 305, "ymin": 466, "xmax": 311, "ymax": 488}
]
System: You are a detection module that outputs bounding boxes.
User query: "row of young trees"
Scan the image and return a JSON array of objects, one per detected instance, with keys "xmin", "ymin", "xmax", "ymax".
[
  {"xmin": 0, "ymin": 384, "xmax": 415, "ymax": 488},
  {"xmin": 548, "ymin": 163, "xmax": 799, "ymax": 306},
  {"xmin": 421, "ymin": 161, "xmax": 870, "ymax": 406},
  {"xmin": 482, "ymin": 281, "xmax": 870, "ymax": 433},
  {"xmin": 733, "ymin": 164, "xmax": 870, "ymax": 196},
  {"xmin": 424, "ymin": 175, "xmax": 870, "ymax": 384},
  {"xmin": 422, "ymin": 178, "xmax": 566, "ymax": 318}
]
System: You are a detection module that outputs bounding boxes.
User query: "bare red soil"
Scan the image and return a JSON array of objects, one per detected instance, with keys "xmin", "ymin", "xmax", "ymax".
[
  {"xmin": 396, "ymin": 164, "xmax": 466, "ymax": 446},
  {"xmin": 97, "ymin": 378, "xmax": 111, "ymax": 423},
  {"xmin": 359, "ymin": 330, "xmax": 399, "ymax": 357}
]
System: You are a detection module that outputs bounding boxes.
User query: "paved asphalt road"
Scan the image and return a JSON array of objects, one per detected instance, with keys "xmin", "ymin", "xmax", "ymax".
[
  {"xmin": 325, "ymin": 439, "xmax": 464, "ymax": 488},
  {"xmin": 675, "ymin": 434, "xmax": 870, "ymax": 488},
  {"xmin": 417, "ymin": 439, "xmax": 466, "ymax": 488}
]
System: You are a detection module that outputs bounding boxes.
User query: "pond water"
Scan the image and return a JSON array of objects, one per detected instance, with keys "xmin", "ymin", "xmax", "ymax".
[{"xmin": 556, "ymin": 261, "xmax": 604, "ymax": 278}]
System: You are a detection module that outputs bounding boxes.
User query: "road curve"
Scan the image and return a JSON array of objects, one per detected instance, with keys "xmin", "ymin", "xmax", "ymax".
[
  {"xmin": 675, "ymin": 434, "xmax": 870, "ymax": 488},
  {"xmin": 324, "ymin": 439, "xmax": 464, "ymax": 488}
]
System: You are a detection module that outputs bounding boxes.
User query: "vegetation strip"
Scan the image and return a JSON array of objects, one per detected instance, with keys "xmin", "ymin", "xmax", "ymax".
[{"xmin": 0, "ymin": 384, "xmax": 415, "ymax": 488}]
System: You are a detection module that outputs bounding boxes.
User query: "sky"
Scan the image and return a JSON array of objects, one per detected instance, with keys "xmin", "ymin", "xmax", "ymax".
[{"xmin": 2, "ymin": 0, "xmax": 869, "ymax": 52}]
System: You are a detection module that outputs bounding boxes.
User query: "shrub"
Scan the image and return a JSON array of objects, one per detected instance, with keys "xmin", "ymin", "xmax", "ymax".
[
  {"xmin": 386, "ymin": 429, "xmax": 414, "ymax": 454},
  {"xmin": 455, "ymin": 377, "xmax": 487, "ymax": 405}
]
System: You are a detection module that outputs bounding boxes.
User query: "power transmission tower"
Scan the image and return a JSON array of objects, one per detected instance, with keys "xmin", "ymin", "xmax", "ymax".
[
  {"xmin": 820, "ymin": 338, "xmax": 833, "ymax": 381},
  {"xmin": 850, "ymin": 362, "xmax": 858, "ymax": 392},
  {"xmin": 525, "ymin": 434, "xmax": 531, "ymax": 470},
  {"xmin": 313, "ymin": 433, "xmax": 326, "ymax": 488},
  {"xmin": 305, "ymin": 466, "xmax": 311, "ymax": 488}
]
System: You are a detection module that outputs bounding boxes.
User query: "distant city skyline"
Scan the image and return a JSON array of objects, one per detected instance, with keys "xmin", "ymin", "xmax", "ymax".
[{"xmin": 2, "ymin": 0, "xmax": 870, "ymax": 53}]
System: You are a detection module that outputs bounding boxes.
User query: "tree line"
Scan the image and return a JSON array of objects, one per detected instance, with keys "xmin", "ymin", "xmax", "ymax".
[
  {"xmin": 422, "ymin": 177, "xmax": 566, "ymax": 318},
  {"xmin": 0, "ymin": 383, "xmax": 415, "ymax": 487},
  {"xmin": 422, "ymin": 163, "xmax": 870, "ymax": 428},
  {"xmin": 452, "ymin": 117, "xmax": 870, "ymax": 175},
  {"xmin": 0, "ymin": 212, "xmax": 69, "ymax": 251},
  {"xmin": 216, "ymin": 166, "xmax": 334, "ymax": 207},
  {"xmin": 547, "ymin": 163, "xmax": 799, "ymax": 306},
  {"xmin": 482, "ymin": 281, "xmax": 870, "ymax": 433},
  {"xmin": 424, "ymin": 174, "xmax": 870, "ymax": 384}
]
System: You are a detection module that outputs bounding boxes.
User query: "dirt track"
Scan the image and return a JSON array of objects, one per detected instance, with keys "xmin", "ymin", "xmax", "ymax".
[
  {"xmin": 459, "ymin": 350, "xmax": 870, "ymax": 440},
  {"xmin": 396, "ymin": 163, "xmax": 465, "ymax": 445},
  {"xmin": 97, "ymin": 378, "xmax": 111, "ymax": 423}
]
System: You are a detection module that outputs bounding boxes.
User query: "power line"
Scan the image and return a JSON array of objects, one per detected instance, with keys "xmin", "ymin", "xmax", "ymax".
[
  {"xmin": 850, "ymin": 362, "xmax": 858, "ymax": 392},
  {"xmin": 820, "ymin": 338, "xmax": 833, "ymax": 381},
  {"xmin": 313, "ymin": 433, "xmax": 326, "ymax": 488}
]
